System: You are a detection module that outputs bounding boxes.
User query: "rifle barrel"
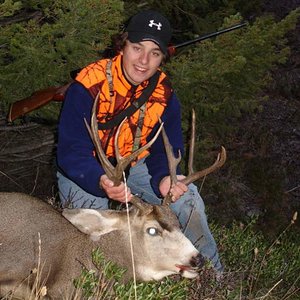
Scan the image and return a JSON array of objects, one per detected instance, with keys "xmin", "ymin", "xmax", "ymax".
[{"xmin": 173, "ymin": 22, "xmax": 247, "ymax": 50}]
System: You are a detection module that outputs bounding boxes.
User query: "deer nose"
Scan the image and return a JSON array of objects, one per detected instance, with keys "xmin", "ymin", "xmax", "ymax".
[{"xmin": 190, "ymin": 253, "xmax": 206, "ymax": 269}]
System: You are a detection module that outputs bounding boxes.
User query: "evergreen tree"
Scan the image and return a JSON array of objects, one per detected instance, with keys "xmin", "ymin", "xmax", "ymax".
[
  {"xmin": 0, "ymin": 0, "xmax": 124, "ymax": 118},
  {"xmin": 166, "ymin": 9, "xmax": 299, "ymax": 145}
]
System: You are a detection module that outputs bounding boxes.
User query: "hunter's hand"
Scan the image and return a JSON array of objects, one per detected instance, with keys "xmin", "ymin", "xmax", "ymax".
[
  {"xmin": 159, "ymin": 175, "xmax": 188, "ymax": 202},
  {"xmin": 100, "ymin": 175, "xmax": 132, "ymax": 203}
]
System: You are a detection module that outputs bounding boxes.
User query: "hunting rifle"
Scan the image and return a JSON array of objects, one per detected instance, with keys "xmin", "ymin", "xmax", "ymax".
[{"xmin": 7, "ymin": 22, "xmax": 246, "ymax": 122}]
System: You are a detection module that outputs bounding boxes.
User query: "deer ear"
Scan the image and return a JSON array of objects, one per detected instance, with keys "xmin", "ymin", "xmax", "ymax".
[{"xmin": 62, "ymin": 209, "xmax": 123, "ymax": 240}]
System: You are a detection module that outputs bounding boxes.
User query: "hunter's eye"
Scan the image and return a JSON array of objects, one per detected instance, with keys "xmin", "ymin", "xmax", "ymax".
[{"xmin": 147, "ymin": 227, "xmax": 159, "ymax": 236}]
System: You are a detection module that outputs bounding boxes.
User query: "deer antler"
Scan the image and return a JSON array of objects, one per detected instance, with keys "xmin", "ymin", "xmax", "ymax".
[
  {"xmin": 84, "ymin": 92, "xmax": 163, "ymax": 212},
  {"xmin": 162, "ymin": 109, "xmax": 226, "ymax": 205},
  {"xmin": 160, "ymin": 119, "xmax": 181, "ymax": 205}
]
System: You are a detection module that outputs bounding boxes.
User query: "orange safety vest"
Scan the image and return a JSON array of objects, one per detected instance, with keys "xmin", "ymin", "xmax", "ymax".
[{"xmin": 76, "ymin": 54, "xmax": 172, "ymax": 161}]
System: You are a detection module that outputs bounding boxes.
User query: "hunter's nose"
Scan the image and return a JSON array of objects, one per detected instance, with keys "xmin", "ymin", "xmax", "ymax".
[{"xmin": 190, "ymin": 253, "xmax": 206, "ymax": 269}]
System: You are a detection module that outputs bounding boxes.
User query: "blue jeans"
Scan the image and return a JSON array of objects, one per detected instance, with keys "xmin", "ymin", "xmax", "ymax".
[{"xmin": 57, "ymin": 158, "xmax": 222, "ymax": 271}]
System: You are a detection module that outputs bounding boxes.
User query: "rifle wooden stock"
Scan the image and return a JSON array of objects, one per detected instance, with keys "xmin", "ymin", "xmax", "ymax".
[{"xmin": 7, "ymin": 83, "xmax": 71, "ymax": 122}]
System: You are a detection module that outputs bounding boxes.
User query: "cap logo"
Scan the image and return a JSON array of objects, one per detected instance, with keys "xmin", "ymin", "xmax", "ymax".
[{"xmin": 148, "ymin": 19, "xmax": 162, "ymax": 30}]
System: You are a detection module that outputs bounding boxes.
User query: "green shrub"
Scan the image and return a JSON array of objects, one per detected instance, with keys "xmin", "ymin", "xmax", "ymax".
[
  {"xmin": 73, "ymin": 217, "xmax": 300, "ymax": 299},
  {"xmin": 166, "ymin": 9, "xmax": 300, "ymax": 139},
  {"xmin": 0, "ymin": 0, "xmax": 124, "ymax": 119}
]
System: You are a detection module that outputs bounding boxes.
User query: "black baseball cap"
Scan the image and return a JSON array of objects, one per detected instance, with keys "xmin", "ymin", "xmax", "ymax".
[{"xmin": 126, "ymin": 10, "xmax": 172, "ymax": 54}]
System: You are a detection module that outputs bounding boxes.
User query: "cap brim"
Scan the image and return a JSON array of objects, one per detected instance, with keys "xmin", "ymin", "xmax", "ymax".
[{"xmin": 128, "ymin": 32, "xmax": 167, "ymax": 54}]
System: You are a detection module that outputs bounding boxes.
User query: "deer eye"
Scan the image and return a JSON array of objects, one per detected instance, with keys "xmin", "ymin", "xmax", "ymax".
[{"xmin": 147, "ymin": 227, "xmax": 159, "ymax": 236}]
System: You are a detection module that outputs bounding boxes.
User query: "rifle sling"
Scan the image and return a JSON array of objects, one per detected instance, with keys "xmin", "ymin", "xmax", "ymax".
[{"xmin": 97, "ymin": 70, "xmax": 160, "ymax": 130}]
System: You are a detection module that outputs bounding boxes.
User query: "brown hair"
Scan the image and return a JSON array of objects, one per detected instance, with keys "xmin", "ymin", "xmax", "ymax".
[
  {"xmin": 112, "ymin": 32, "xmax": 128, "ymax": 53},
  {"xmin": 102, "ymin": 31, "xmax": 170, "ymax": 64}
]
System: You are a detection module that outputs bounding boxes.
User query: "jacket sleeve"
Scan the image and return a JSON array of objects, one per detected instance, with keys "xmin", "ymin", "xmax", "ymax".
[
  {"xmin": 145, "ymin": 92, "xmax": 184, "ymax": 196},
  {"xmin": 56, "ymin": 82, "xmax": 106, "ymax": 197}
]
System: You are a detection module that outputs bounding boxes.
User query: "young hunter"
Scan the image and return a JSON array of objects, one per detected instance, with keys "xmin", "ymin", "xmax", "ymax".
[{"xmin": 56, "ymin": 10, "xmax": 223, "ymax": 272}]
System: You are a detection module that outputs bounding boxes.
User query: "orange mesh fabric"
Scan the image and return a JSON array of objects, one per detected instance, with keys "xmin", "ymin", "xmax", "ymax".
[{"xmin": 76, "ymin": 54, "xmax": 172, "ymax": 160}]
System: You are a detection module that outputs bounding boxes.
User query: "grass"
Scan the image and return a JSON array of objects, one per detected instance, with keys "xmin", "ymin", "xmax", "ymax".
[
  {"xmin": 4, "ymin": 212, "xmax": 299, "ymax": 299},
  {"xmin": 212, "ymin": 212, "xmax": 300, "ymax": 300},
  {"xmin": 66, "ymin": 211, "xmax": 300, "ymax": 299}
]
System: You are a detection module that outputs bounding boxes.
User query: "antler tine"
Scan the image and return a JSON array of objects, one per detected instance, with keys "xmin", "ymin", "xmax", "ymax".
[
  {"xmin": 161, "ymin": 110, "xmax": 226, "ymax": 205},
  {"xmin": 84, "ymin": 93, "xmax": 117, "ymax": 182},
  {"xmin": 85, "ymin": 93, "xmax": 164, "ymax": 214},
  {"xmin": 181, "ymin": 109, "xmax": 226, "ymax": 185},
  {"xmin": 85, "ymin": 94, "xmax": 164, "ymax": 186},
  {"xmin": 114, "ymin": 118, "xmax": 164, "ymax": 178},
  {"xmin": 188, "ymin": 109, "xmax": 196, "ymax": 175},
  {"xmin": 181, "ymin": 146, "xmax": 226, "ymax": 186},
  {"xmin": 160, "ymin": 119, "xmax": 182, "ymax": 206},
  {"xmin": 113, "ymin": 121, "xmax": 163, "ymax": 213}
]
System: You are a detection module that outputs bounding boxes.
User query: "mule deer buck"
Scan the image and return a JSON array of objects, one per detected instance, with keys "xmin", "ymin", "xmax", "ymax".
[{"xmin": 0, "ymin": 99, "xmax": 226, "ymax": 299}]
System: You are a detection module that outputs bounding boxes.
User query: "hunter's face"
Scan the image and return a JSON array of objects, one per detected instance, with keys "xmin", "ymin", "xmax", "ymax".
[{"xmin": 121, "ymin": 40, "xmax": 163, "ymax": 85}]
